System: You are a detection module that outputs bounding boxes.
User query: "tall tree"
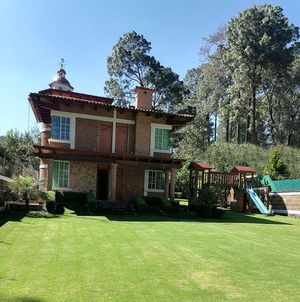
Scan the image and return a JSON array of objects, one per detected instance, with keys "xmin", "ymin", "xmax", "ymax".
[
  {"xmin": 104, "ymin": 31, "xmax": 185, "ymax": 109},
  {"xmin": 0, "ymin": 129, "xmax": 39, "ymax": 176},
  {"xmin": 225, "ymin": 4, "xmax": 299, "ymax": 144}
]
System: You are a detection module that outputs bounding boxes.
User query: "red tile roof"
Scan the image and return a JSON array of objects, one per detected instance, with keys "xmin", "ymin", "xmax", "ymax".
[
  {"xmin": 190, "ymin": 162, "xmax": 213, "ymax": 171},
  {"xmin": 39, "ymin": 89, "xmax": 113, "ymax": 105},
  {"xmin": 231, "ymin": 166, "xmax": 255, "ymax": 173},
  {"xmin": 29, "ymin": 90, "xmax": 194, "ymax": 126}
]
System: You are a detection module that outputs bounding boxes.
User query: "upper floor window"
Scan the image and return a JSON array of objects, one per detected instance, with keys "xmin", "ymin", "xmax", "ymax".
[
  {"xmin": 51, "ymin": 115, "xmax": 70, "ymax": 140},
  {"xmin": 154, "ymin": 128, "xmax": 170, "ymax": 151}
]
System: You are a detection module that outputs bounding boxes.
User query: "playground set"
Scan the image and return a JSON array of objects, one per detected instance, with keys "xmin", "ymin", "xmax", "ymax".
[{"xmin": 188, "ymin": 162, "xmax": 271, "ymax": 214}]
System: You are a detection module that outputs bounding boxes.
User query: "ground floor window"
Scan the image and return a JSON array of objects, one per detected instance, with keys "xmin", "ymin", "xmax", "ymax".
[
  {"xmin": 147, "ymin": 170, "xmax": 165, "ymax": 191},
  {"xmin": 52, "ymin": 161, "xmax": 70, "ymax": 189}
]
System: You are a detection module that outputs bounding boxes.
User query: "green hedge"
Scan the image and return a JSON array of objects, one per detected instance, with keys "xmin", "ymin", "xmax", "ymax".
[
  {"xmin": 55, "ymin": 192, "xmax": 96, "ymax": 204},
  {"xmin": 132, "ymin": 196, "xmax": 173, "ymax": 214}
]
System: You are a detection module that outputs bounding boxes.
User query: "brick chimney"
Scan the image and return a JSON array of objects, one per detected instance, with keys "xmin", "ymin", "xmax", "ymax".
[{"xmin": 134, "ymin": 86, "xmax": 154, "ymax": 110}]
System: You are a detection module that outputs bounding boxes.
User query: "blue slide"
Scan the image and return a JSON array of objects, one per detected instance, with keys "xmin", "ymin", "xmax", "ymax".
[{"xmin": 246, "ymin": 186, "xmax": 271, "ymax": 214}]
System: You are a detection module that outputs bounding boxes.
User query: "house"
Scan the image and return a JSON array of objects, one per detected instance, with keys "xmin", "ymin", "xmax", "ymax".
[{"xmin": 29, "ymin": 68, "xmax": 193, "ymax": 201}]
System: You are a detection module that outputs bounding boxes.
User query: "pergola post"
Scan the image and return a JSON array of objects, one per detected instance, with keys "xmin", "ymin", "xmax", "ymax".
[
  {"xmin": 109, "ymin": 163, "xmax": 118, "ymax": 201},
  {"xmin": 164, "ymin": 170, "xmax": 171, "ymax": 198},
  {"xmin": 170, "ymin": 169, "xmax": 176, "ymax": 199}
]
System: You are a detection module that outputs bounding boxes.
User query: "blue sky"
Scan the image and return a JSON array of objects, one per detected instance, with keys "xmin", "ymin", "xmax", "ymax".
[{"xmin": 0, "ymin": 0, "xmax": 299, "ymax": 135}]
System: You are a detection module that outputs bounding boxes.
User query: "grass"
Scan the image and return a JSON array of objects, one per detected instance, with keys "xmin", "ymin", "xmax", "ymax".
[{"xmin": 1, "ymin": 210, "xmax": 300, "ymax": 302}]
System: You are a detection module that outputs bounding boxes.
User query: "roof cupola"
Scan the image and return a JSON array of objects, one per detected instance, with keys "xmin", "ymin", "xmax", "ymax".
[{"xmin": 49, "ymin": 58, "xmax": 74, "ymax": 92}]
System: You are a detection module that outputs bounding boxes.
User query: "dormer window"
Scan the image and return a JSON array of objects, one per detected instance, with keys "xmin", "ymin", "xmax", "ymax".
[{"xmin": 51, "ymin": 115, "xmax": 70, "ymax": 140}]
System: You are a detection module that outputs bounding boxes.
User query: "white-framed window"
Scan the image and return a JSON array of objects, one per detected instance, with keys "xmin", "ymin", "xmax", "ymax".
[
  {"xmin": 144, "ymin": 170, "xmax": 165, "ymax": 195},
  {"xmin": 51, "ymin": 115, "xmax": 70, "ymax": 140},
  {"xmin": 52, "ymin": 161, "xmax": 70, "ymax": 189},
  {"xmin": 154, "ymin": 128, "xmax": 170, "ymax": 150},
  {"xmin": 150, "ymin": 123, "xmax": 172, "ymax": 156}
]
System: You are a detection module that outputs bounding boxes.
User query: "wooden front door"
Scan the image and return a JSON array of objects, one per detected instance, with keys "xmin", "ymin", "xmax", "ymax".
[
  {"xmin": 96, "ymin": 169, "xmax": 109, "ymax": 200},
  {"xmin": 116, "ymin": 123, "xmax": 128, "ymax": 154},
  {"xmin": 100, "ymin": 122, "xmax": 112, "ymax": 153}
]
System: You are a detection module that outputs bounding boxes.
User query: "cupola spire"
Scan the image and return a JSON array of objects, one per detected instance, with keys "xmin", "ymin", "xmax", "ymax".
[{"xmin": 49, "ymin": 58, "xmax": 74, "ymax": 91}]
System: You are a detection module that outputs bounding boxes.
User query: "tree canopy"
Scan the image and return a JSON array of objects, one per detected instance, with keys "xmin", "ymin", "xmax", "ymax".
[
  {"xmin": 104, "ymin": 31, "xmax": 185, "ymax": 110},
  {"xmin": 176, "ymin": 4, "xmax": 300, "ymax": 159},
  {"xmin": 0, "ymin": 129, "xmax": 39, "ymax": 176}
]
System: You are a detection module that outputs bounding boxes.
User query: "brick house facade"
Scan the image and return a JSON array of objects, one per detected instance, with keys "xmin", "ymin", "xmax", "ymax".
[{"xmin": 29, "ymin": 68, "xmax": 193, "ymax": 201}]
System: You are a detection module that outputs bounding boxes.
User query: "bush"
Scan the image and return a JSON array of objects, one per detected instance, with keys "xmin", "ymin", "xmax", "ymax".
[
  {"xmin": 143, "ymin": 196, "xmax": 162, "ymax": 208},
  {"xmin": 190, "ymin": 187, "xmax": 224, "ymax": 219},
  {"xmin": 132, "ymin": 196, "xmax": 147, "ymax": 213},
  {"xmin": 159, "ymin": 196, "xmax": 172, "ymax": 213},
  {"xmin": 55, "ymin": 191, "xmax": 64, "ymax": 203},
  {"xmin": 55, "ymin": 204, "xmax": 65, "ymax": 215},
  {"xmin": 264, "ymin": 147, "xmax": 290, "ymax": 180},
  {"xmin": 46, "ymin": 201, "xmax": 56, "ymax": 214},
  {"xmin": 43, "ymin": 191, "xmax": 55, "ymax": 203},
  {"xmin": 46, "ymin": 201, "xmax": 65, "ymax": 215},
  {"xmin": 61, "ymin": 192, "xmax": 87, "ymax": 203},
  {"xmin": 9, "ymin": 176, "xmax": 40, "ymax": 210},
  {"xmin": 55, "ymin": 191, "xmax": 94, "ymax": 204}
]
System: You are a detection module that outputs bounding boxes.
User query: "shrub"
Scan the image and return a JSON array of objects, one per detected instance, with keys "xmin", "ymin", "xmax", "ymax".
[
  {"xmin": 55, "ymin": 191, "xmax": 64, "ymax": 203},
  {"xmin": 264, "ymin": 147, "xmax": 290, "ymax": 180},
  {"xmin": 46, "ymin": 201, "xmax": 65, "ymax": 215},
  {"xmin": 132, "ymin": 196, "xmax": 147, "ymax": 213},
  {"xmin": 159, "ymin": 196, "xmax": 172, "ymax": 213},
  {"xmin": 46, "ymin": 201, "xmax": 56, "ymax": 214},
  {"xmin": 55, "ymin": 204, "xmax": 65, "ymax": 215},
  {"xmin": 190, "ymin": 187, "xmax": 224, "ymax": 219},
  {"xmin": 143, "ymin": 196, "xmax": 161, "ymax": 208},
  {"xmin": 56, "ymin": 191, "xmax": 91, "ymax": 204},
  {"xmin": 86, "ymin": 192, "xmax": 96, "ymax": 203},
  {"xmin": 43, "ymin": 191, "xmax": 55, "ymax": 203},
  {"xmin": 9, "ymin": 176, "xmax": 40, "ymax": 210}
]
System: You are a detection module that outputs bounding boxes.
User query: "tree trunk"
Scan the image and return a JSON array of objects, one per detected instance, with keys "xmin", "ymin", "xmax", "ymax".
[
  {"xmin": 266, "ymin": 92, "xmax": 276, "ymax": 144},
  {"xmin": 236, "ymin": 119, "xmax": 241, "ymax": 144},
  {"xmin": 246, "ymin": 113, "xmax": 251, "ymax": 143},
  {"xmin": 206, "ymin": 113, "xmax": 210, "ymax": 144},
  {"xmin": 25, "ymin": 197, "xmax": 30, "ymax": 212},
  {"xmin": 225, "ymin": 119, "xmax": 230, "ymax": 143},
  {"xmin": 287, "ymin": 132, "xmax": 293, "ymax": 146},
  {"xmin": 251, "ymin": 86, "xmax": 257, "ymax": 144},
  {"xmin": 214, "ymin": 112, "xmax": 217, "ymax": 141}
]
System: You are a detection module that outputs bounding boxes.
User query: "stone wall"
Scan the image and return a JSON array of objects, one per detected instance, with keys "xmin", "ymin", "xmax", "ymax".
[
  {"xmin": 270, "ymin": 192, "xmax": 300, "ymax": 214},
  {"xmin": 69, "ymin": 161, "xmax": 97, "ymax": 194}
]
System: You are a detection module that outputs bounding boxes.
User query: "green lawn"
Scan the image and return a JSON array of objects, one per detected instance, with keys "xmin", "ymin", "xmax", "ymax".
[{"xmin": 1, "ymin": 210, "xmax": 300, "ymax": 302}]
